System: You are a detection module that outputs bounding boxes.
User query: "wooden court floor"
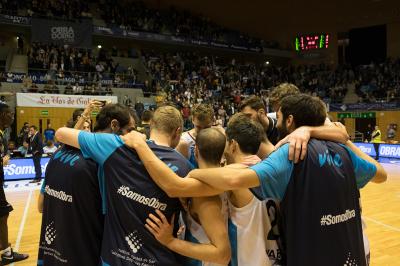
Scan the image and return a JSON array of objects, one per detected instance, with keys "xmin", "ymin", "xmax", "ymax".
[{"xmin": 4, "ymin": 163, "xmax": 400, "ymax": 266}]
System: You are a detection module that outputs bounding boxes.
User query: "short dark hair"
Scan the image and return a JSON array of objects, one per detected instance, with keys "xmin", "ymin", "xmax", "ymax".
[
  {"xmin": 280, "ymin": 94, "xmax": 326, "ymax": 128},
  {"xmin": 141, "ymin": 110, "xmax": 153, "ymax": 123},
  {"xmin": 239, "ymin": 96, "xmax": 265, "ymax": 111},
  {"xmin": 72, "ymin": 109, "xmax": 84, "ymax": 121},
  {"xmin": 30, "ymin": 125, "xmax": 38, "ymax": 131},
  {"xmin": 196, "ymin": 128, "xmax": 226, "ymax": 165},
  {"xmin": 226, "ymin": 113, "xmax": 264, "ymax": 155},
  {"xmin": 94, "ymin": 103, "xmax": 131, "ymax": 132}
]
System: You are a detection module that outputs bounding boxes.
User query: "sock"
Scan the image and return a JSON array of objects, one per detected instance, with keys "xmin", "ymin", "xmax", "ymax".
[{"xmin": 1, "ymin": 246, "xmax": 11, "ymax": 256}]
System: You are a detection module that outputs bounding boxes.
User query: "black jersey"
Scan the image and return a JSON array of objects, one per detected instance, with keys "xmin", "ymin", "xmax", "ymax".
[
  {"xmin": 78, "ymin": 132, "xmax": 192, "ymax": 266},
  {"xmin": 38, "ymin": 145, "xmax": 103, "ymax": 266}
]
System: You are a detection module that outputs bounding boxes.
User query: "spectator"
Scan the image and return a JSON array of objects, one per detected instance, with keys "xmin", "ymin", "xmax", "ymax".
[
  {"xmin": 43, "ymin": 123, "xmax": 56, "ymax": 142},
  {"xmin": 138, "ymin": 110, "xmax": 153, "ymax": 139},
  {"xmin": 43, "ymin": 140, "xmax": 58, "ymax": 155},
  {"xmin": 17, "ymin": 141, "xmax": 29, "ymax": 157},
  {"xmin": 7, "ymin": 141, "xmax": 16, "ymax": 155},
  {"xmin": 134, "ymin": 100, "xmax": 144, "ymax": 119},
  {"xmin": 123, "ymin": 95, "xmax": 132, "ymax": 107},
  {"xmin": 17, "ymin": 122, "xmax": 30, "ymax": 146},
  {"xmin": 364, "ymin": 124, "xmax": 373, "ymax": 142},
  {"xmin": 387, "ymin": 124, "xmax": 396, "ymax": 143}
]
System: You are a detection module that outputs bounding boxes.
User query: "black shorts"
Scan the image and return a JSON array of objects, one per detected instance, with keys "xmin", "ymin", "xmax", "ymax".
[{"xmin": 0, "ymin": 184, "xmax": 13, "ymax": 217}]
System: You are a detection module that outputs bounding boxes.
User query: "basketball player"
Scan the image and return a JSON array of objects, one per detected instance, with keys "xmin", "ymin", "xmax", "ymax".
[
  {"xmin": 146, "ymin": 128, "xmax": 231, "ymax": 266},
  {"xmin": 123, "ymin": 115, "xmax": 281, "ymax": 266},
  {"xmin": 0, "ymin": 103, "xmax": 29, "ymax": 265},
  {"xmin": 37, "ymin": 103, "xmax": 135, "ymax": 266},
  {"xmin": 240, "ymin": 94, "xmax": 349, "ymax": 160},
  {"xmin": 176, "ymin": 104, "xmax": 214, "ymax": 167},
  {"xmin": 189, "ymin": 94, "xmax": 387, "ymax": 266},
  {"xmin": 55, "ymin": 106, "xmax": 192, "ymax": 266}
]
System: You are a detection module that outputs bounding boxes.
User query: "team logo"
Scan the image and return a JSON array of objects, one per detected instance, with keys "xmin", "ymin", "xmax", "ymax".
[
  {"xmin": 318, "ymin": 150, "xmax": 343, "ymax": 168},
  {"xmin": 45, "ymin": 222, "xmax": 57, "ymax": 245},
  {"xmin": 344, "ymin": 252, "xmax": 358, "ymax": 266},
  {"xmin": 125, "ymin": 231, "xmax": 143, "ymax": 253}
]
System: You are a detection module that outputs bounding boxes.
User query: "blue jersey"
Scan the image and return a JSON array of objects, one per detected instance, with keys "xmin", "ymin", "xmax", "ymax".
[
  {"xmin": 250, "ymin": 140, "xmax": 376, "ymax": 266},
  {"xmin": 38, "ymin": 145, "xmax": 103, "ymax": 266},
  {"xmin": 78, "ymin": 132, "xmax": 193, "ymax": 266}
]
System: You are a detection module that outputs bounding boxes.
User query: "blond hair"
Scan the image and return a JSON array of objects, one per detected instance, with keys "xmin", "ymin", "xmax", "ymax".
[{"xmin": 151, "ymin": 105, "xmax": 183, "ymax": 135}]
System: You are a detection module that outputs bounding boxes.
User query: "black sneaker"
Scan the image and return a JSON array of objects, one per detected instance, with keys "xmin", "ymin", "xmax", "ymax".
[{"xmin": 1, "ymin": 249, "xmax": 29, "ymax": 265}]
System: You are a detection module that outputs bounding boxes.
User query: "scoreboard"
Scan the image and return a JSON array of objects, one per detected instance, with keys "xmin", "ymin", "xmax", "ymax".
[{"xmin": 295, "ymin": 34, "xmax": 329, "ymax": 51}]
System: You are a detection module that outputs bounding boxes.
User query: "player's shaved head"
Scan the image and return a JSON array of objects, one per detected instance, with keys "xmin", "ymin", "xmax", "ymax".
[{"xmin": 196, "ymin": 128, "xmax": 226, "ymax": 165}]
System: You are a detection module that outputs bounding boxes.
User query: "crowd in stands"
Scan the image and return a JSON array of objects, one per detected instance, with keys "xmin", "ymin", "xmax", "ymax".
[
  {"xmin": 98, "ymin": 0, "xmax": 265, "ymax": 48},
  {"xmin": 0, "ymin": 0, "xmax": 92, "ymax": 19},
  {"xmin": 354, "ymin": 58, "xmax": 400, "ymax": 103},
  {"xmin": 0, "ymin": 0, "xmax": 268, "ymax": 49},
  {"xmin": 143, "ymin": 51, "xmax": 400, "ymax": 114}
]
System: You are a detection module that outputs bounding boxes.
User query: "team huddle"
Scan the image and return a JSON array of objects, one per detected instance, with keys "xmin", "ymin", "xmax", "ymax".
[{"xmin": 37, "ymin": 83, "xmax": 387, "ymax": 266}]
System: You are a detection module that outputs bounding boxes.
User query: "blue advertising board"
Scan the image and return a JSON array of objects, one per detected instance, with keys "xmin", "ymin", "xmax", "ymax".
[
  {"xmin": 353, "ymin": 143, "xmax": 376, "ymax": 157},
  {"xmin": 379, "ymin": 144, "xmax": 400, "ymax": 159},
  {"xmin": 4, "ymin": 157, "xmax": 50, "ymax": 181}
]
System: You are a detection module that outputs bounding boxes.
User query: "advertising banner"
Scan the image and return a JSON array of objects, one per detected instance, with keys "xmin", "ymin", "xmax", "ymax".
[
  {"xmin": 353, "ymin": 143, "xmax": 376, "ymax": 157},
  {"xmin": 16, "ymin": 93, "xmax": 118, "ymax": 108},
  {"xmin": 32, "ymin": 18, "xmax": 92, "ymax": 48},
  {"xmin": 379, "ymin": 144, "xmax": 400, "ymax": 159},
  {"xmin": 4, "ymin": 157, "xmax": 51, "ymax": 181}
]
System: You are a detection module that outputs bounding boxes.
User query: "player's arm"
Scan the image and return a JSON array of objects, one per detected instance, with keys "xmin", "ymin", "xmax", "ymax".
[
  {"xmin": 121, "ymin": 131, "xmax": 222, "ymax": 197},
  {"xmin": 74, "ymin": 100, "xmax": 103, "ymax": 130},
  {"xmin": 56, "ymin": 128, "xmax": 122, "ymax": 166},
  {"xmin": 345, "ymin": 140, "xmax": 387, "ymax": 184},
  {"xmin": 146, "ymin": 198, "xmax": 231, "ymax": 265},
  {"xmin": 189, "ymin": 167, "xmax": 259, "ymax": 191},
  {"xmin": 55, "ymin": 127, "xmax": 81, "ymax": 148},
  {"xmin": 38, "ymin": 180, "xmax": 46, "ymax": 213},
  {"xmin": 275, "ymin": 122, "xmax": 349, "ymax": 163},
  {"xmin": 191, "ymin": 144, "xmax": 293, "ymax": 201}
]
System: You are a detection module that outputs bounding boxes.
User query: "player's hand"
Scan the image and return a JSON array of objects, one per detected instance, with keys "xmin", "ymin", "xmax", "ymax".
[
  {"xmin": 3, "ymin": 155, "xmax": 10, "ymax": 165},
  {"xmin": 332, "ymin": 122, "xmax": 349, "ymax": 142},
  {"xmin": 86, "ymin": 100, "xmax": 104, "ymax": 112},
  {"xmin": 145, "ymin": 210, "xmax": 175, "ymax": 246},
  {"xmin": 275, "ymin": 126, "xmax": 311, "ymax": 163},
  {"xmin": 121, "ymin": 130, "xmax": 147, "ymax": 149},
  {"xmin": 256, "ymin": 112, "xmax": 269, "ymax": 130}
]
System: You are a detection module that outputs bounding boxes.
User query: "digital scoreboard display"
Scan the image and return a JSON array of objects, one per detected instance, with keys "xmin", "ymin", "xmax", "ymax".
[{"xmin": 295, "ymin": 34, "xmax": 329, "ymax": 51}]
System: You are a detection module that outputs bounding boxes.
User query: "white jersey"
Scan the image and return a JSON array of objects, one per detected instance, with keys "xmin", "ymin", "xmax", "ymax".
[
  {"xmin": 181, "ymin": 131, "xmax": 196, "ymax": 149},
  {"xmin": 180, "ymin": 131, "xmax": 198, "ymax": 167},
  {"xmin": 183, "ymin": 194, "xmax": 229, "ymax": 266},
  {"xmin": 228, "ymin": 196, "xmax": 282, "ymax": 266}
]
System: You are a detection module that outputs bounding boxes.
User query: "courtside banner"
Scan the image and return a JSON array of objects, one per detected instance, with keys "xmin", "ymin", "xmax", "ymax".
[
  {"xmin": 4, "ymin": 157, "xmax": 50, "ymax": 181},
  {"xmin": 32, "ymin": 18, "xmax": 92, "ymax": 48},
  {"xmin": 379, "ymin": 144, "xmax": 400, "ymax": 159},
  {"xmin": 353, "ymin": 143, "xmax": 376, "ymax": 157},
  {"xmin": 16, "ymin": 93, "xmax": 118, "ymax": 108}
]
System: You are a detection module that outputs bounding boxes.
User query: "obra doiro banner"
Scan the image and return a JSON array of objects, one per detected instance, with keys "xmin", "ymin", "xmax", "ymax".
[
  {"xmin": 16, "ymin": 93, "xmax": 118, "ymax": 108},
  {"xmin": 32, "ymin": 18, "xmax": 92, "ymax": 48}
]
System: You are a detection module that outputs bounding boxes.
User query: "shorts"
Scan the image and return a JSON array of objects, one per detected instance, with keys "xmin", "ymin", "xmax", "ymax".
[{"xmin": 0, "ymin": 184, "xmax": 13, "ymax": 217}]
